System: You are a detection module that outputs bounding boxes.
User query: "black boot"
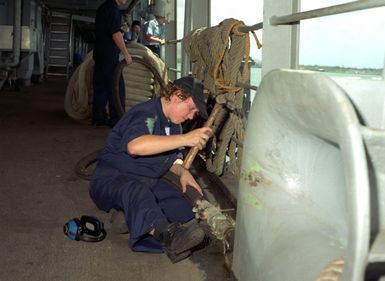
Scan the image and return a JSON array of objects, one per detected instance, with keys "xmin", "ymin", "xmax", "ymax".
[{"xmin": 155, "ymin": 221, "xmax": 205, "ymax": 263}]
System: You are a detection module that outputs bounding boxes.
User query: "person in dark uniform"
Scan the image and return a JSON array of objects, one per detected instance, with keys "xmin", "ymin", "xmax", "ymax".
[
  {"xmin": 93, "ymin": 0, "xmax": 132, "ymax": 127},
  {"xmin": 89, "ymin": 76, "xmax": 212, "ymax": 263}
]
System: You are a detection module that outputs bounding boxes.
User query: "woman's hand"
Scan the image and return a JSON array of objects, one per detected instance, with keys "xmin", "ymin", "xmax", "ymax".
[
  {"xmin": 180, "ymin": 168, "xmax": 203, "ymax": 196},
  {"xmin": 183, "ymin": 127, "xmax": 212, "ymax": 150},
  {"xmin": 124, "ymin": 53, "xmax": 132, "ymax": 65}
]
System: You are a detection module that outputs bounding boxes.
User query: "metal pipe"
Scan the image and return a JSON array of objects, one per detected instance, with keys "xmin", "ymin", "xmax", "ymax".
[
  {"xmin": 270, "ymin": 0, "xmax": 385, "ymax": 26},
  {"xmin": 181, "ymin": 0, "xmax": 192, "ymax": 76},
  {"xmin": 166, "ymin": 39, "xmax": 183, "ymax": 44},
  {"xmin": 166, "ymin": 22, "xmax": 263, "ymax": 45},
  {"xmin": 168, "ymin": 68, "xmax": 259, "ymax": 91},
  {"xmin": 167, "ymin": 67, "xmax": 181, "ymax": 73},
  {"xmin": 238, "ymin": 22, "xmax": 263, "ymax": 33},
  {"xmin": 0, "ymin": 0, "xmax": 22, "ymax": 68},
  {"xmin": 236, "ymin": 82, "xmax": 258, "ymax": 91}
]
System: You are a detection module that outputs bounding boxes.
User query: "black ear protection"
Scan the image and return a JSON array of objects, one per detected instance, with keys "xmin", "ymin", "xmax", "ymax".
[{"xmin": 63, "ymin": 216, "xmax": 107, "ymax": 242}]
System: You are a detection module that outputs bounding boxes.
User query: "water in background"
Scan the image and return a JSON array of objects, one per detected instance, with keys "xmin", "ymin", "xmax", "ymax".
[
  {"xmin": 250, "ymin": 67, "xmax": 382, "ymax": 87},
  {"xmin": 250, "ymin": 67, "xmax": 262, "ymax": 87},
  {"xmin": 249, "ymin": 67, "xmax": 383, "ymax": 103}
]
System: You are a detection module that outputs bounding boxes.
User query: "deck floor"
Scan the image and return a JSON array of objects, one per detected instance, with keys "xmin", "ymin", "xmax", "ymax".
[{"xmin": 0, "ymin": 78, "xmax": 236, "ymax": 281}]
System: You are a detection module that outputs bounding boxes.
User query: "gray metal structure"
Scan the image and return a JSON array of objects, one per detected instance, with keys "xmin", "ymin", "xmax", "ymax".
[{"xmin": 233, "ymin": 1, "xmax": 385, "ymax": 280}]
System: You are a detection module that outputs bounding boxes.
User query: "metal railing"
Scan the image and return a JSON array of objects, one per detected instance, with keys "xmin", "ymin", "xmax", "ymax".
[{"xmin": 270, "ymin": 0, "xmax": 385, "ymax": 26}]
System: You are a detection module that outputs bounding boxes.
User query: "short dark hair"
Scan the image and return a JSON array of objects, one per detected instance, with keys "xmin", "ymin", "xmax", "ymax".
[
  {"xmin": 131, "ymin": 20, "xmax": 140, "ymax": 29},
  {"xmin": 160, "ymin": 82, "xmax": 190, "ymax": 101},
  {"xmin": 161, "ymin": 77, "xmax": 208, "ymax": 119}
]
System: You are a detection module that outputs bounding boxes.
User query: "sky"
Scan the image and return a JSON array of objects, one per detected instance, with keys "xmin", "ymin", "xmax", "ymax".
[{"xmin": 209, "ymin": 0, "xmax": 385, "ymax": 69}]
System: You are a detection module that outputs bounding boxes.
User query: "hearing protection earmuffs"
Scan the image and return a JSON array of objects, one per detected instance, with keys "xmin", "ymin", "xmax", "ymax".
[{"xmin": 63, "ymin": 216, "xmax": 107, "ymax": 242}]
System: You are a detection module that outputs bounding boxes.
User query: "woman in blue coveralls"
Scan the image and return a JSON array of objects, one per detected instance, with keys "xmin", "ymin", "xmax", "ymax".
[
  {"xmin": 89, "ymin": 76, "xmax": 212, "ymax": 263},
  {"xmin": 92, "ymin": 0, "xmax": 132, "ymax": 127}
]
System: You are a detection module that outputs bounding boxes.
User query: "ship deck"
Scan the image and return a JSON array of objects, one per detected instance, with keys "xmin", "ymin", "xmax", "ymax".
[{"xmin": 0, "ymin": 78, "xmax": 236, "ymax": 281}]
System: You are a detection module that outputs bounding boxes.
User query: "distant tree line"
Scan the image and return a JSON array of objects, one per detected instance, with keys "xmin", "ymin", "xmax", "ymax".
[
  {"xmin": 299, "ymin": 64, "xmax": 382, "ymax": 75},
  {"xmin": 249, "ymin": 59, "xmax": 381, "ymax": 75}
]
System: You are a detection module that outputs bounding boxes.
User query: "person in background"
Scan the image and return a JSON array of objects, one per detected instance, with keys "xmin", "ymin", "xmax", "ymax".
[
  {"xmin": 89, "ymin": 76, "xmax": 212, "ymax": 263},
  {"xmin": 142, "ymin": 14, "xmax": 167, "ymax": 56},
  {"xmin": 121, "ymin": 21, "xmax": 129, "ymax": 42},
  {"xmin": 92, "ymin": 0, "xmax": 132, "ymax": 127},
  {"xmin": 124, "ymin": 20, "xmax": 141, "ymax": 43}
]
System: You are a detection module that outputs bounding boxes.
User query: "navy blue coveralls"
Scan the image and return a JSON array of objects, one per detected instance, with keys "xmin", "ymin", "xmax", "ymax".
[
  {"xmin": 93, "ymin": 0, "xmax": 125, "ymax": 126},
  {"xmin": 89, "ymin": 98, "xmax": 195, "ymax": 252}
]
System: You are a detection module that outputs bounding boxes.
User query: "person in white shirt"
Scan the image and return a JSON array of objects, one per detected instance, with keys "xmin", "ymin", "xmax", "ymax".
[{"xmin": 142, "ymin": 14, "xmax": 167, "ymax": 56}]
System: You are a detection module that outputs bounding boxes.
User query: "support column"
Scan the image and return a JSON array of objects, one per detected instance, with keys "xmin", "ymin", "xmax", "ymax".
[
  {"xmin": 164, "ymin": 0, "xmax": 177, "ymax": 81},
  {"xmin": 181, "ymin": 0, "xmax": 210, "ymax": 77},
  {"xmin": 261, "ymin": 0, "xmax": 300, "ymax": 77}
]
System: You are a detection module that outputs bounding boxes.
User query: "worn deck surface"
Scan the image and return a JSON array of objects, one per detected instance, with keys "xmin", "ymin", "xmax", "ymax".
[{"xmin": 0, "ymin": 78, "xmax": 236, "ymax": 281}]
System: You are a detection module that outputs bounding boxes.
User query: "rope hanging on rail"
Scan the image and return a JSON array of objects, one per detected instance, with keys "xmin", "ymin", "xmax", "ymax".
[{"xmin": 183, "ymin": 18, "xmax": 261, "ymax": 178}]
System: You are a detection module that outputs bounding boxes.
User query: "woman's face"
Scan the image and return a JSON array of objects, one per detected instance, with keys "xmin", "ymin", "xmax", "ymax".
[{"xmin": 167, "ymin": 94, "xmax": 198, "ymax": 124}]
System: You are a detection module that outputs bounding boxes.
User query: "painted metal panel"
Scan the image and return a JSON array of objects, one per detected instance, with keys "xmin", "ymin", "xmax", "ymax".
[{"xmin": 0, "ymin": 25, "xmax": 37, "ymax": 51}]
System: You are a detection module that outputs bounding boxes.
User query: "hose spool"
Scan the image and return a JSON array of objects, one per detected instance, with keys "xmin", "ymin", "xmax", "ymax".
[
  {"xmin": 64, "ymin": 43, "xmax": 168, "ymax": 122},
  {"xmin": 112, "ymin": 55, "xmax": 167, "ymax": 119}
]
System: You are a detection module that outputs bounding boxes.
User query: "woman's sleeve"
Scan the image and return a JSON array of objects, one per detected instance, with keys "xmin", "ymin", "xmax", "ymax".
[{"xmin": 119, "ymin": 111, "xmax": 158, "ymax": 151}]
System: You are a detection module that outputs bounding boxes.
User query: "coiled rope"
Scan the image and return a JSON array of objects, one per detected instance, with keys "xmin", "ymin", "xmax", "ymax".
[
  {"xmin": 183, "ymin": 18, "xmax": 261, "ymax": 177},
  {"xmin": 64, "ymin": 52, "xmax": 94, "ymax": 121}
]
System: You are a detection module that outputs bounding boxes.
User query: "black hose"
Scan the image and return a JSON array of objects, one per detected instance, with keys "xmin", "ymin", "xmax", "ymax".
[
  {"xmin": 112, "ymin": 56, "xmax": 167, "ymax": 119},
  {"xmin": 74, "ymin": 149, "xmax": 102, "ymax": 180}
]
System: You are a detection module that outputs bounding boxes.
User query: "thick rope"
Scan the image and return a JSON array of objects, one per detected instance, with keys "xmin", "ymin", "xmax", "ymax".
[
  {"xmin": 64, "ymin": 53, "xmax": 93, "ymax": 120},
  {"xmin": 183, "ymin": 18, "xmax": 261, "ymax": 177}
]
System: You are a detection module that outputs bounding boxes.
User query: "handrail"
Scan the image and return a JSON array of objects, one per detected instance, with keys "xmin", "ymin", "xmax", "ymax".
[
  {"xmin": 238, "ymin": 22, "xmax": 263, "ymax": 33},
  {"xmin": 167, "ymin": 67, "xmax": 182, "ymax": 73},
  {"xmin": 166, "ymin": 22, "xmax": 263, "ymax": 45},
  {"xmin": 167, "ymin": 67, "xmax": 259, "ymax": 90},
  {"xmin": 166, "ymin": 39, "xmax": 183, "ymax": 44},
  {"xmin": 270, "ymin": 0, "xmax": 385, "ymax": 26}
]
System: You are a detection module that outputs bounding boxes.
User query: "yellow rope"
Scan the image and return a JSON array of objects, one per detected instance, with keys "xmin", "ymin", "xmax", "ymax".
[{"xmin": 212, "ymin": 21, "xmax": 245, "ymax": 94}]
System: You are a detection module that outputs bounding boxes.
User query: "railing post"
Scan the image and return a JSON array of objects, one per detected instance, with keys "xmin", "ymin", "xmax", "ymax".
[{"xmin": 261, "ymin": 0, "xmax": 300, "ymax": 77}]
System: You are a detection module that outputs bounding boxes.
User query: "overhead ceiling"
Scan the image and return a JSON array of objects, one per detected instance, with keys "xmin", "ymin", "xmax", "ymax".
[{"xmin": 40, "ymin": 0, "xmax": 138, "ymax": 16}]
